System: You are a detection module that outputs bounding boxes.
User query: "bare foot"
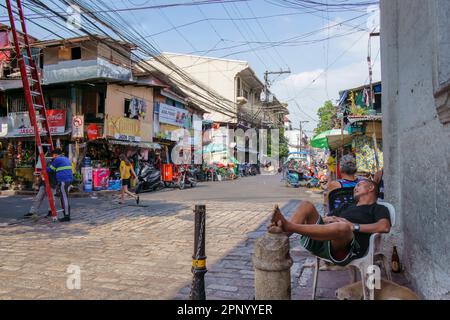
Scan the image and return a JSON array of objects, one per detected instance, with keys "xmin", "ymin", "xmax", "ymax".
[
  {"xmin": 269, "ymin": 205, "xmax": 289, "ymax": 233},
  {"xmin": 271, "ymin": 205, "xmax": 285, "ymax": 224},
  {"xmin": 268, "ymin": 220, "xmax": 284, "ymax": 234}
]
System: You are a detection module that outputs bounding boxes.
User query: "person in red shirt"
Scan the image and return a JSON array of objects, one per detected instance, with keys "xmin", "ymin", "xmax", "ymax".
[{"xmin": 154, "ymin": 153, "xmax": 162, "ymax": 172}]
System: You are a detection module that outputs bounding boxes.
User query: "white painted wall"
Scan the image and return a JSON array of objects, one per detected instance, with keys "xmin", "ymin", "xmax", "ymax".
[{"xmin": 381, "ymin": 0, "xmax": 450, "ymax": 299}]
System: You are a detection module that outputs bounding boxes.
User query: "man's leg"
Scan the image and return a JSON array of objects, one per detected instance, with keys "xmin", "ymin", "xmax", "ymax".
[
  {"xmin": 64, "ymin": 183, "xmax": 70, "ymax": 216},
  {"xmin": 27, "ymin": 185, "xmax": 46, "ymax": 216},
  {"xmin": 59, "ymin": 182, "xmax": 70, "ymax": 218},
  {"xmin": 290, "ymin": 200, "xmax": 321, "ymax": 225},
  {"xmin": 273, "ymin": 201, "xmax": 354, "ymax": 253}
]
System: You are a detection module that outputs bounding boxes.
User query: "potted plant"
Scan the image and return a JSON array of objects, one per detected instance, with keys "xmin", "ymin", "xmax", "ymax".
[
  {"xmin": 3, "ymin": 175, "xmax": 13, "ymax": 190},
  {"xmin": 69, "ymin": 172, "xmax": 82, "ymax": 193}
]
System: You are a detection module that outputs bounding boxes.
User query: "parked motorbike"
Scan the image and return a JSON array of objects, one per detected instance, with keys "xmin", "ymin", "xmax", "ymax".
[
  {"xmin": 250, "ymin": 164, "xmax": 259, "ymax": 175},
  {"xmin": 204, "ymin": 165, "xmax": 218, "ymax": 181},
  {"xmin": 244, "ymin": 163, "xmax": 254, "ymax": 176},
  {"xmin": 135, "ymin": 161, "xmax": 164, "ymax": 194},
  {"xmin": 178, "ymin": 165, "xmax": 197, "ymax": 189},
  {"xmin": 286, "ymin": 170, "xmax": 301, "ymax": 188},
  {"xmin": 238, "ymin": 164, "xmax": 246, "ymax": 177}
]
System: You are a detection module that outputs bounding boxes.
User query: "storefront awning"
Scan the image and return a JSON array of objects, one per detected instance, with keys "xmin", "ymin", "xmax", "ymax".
[
  {"xmin": 1, "ymin": 130, "xmax": 72, "ymax": 139},
  {"xmin": 107, "ymin": 139, "xmax": 161, "ymax": 149}
]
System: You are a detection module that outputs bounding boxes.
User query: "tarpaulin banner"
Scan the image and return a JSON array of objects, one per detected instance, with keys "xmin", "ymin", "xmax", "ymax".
[
  {"xmin": 159, "ymin": 103, "xmax": 190, "ymax": 128},
  {"xmin": 8, "ymin": 109, "xmax": 66, "ymax": 136}
]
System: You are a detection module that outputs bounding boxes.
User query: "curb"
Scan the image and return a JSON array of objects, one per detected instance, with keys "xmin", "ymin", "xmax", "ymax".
[{"xmin": 2, "ymin": 190, "xmax": 120, "ymax": 198}]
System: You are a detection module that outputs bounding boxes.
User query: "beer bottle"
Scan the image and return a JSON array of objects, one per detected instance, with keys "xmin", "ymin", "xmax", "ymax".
[{"xmin": 391, "ymin": 246, "xmax": 401, "ymax": 273}]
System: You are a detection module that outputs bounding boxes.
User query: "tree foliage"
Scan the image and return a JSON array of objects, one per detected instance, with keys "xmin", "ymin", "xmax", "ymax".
[
  {"xmin": 279, "ymin": 127, "xmax": 290, "ymax": 159},
  {"xmin": 314, "ymin": 100, "xmax": 336, "ymax": 135}
]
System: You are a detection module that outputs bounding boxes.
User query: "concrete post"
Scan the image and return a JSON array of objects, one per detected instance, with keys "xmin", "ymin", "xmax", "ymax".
[{"xmin": 253, "ymin": 232, "xmax": 293, "ymax": 300}]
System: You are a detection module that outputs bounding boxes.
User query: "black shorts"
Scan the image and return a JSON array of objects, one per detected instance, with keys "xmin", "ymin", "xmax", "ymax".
[{"xmin": 122, "ymin": 178, "xmax": 131, "ymax": 188}]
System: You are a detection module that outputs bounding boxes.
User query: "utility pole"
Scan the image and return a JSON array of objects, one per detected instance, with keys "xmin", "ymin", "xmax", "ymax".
[
  {"xmin": 263, "ymin": 69, "xmax": 291, "ymax": 126},
  {"xmin": 368, "ymin": 32, "xmax": 381, "ymax": 172},
  {"xmin": 264, "ymin": 69, "xmax": 291, "ymax": 104},
  {"xmin": 299, "ymin": 120, "xmax": 309, "ymax": 154},
  {"xmin": 368, "ymin": 32, "xmax": 380, "ymax": 114}
]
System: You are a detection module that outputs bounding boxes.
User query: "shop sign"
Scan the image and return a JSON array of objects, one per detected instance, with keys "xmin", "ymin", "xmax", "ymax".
[
  {"xmin": 87, "ymin": 123, "xmax": 100, "ymax": 140},
  {"xmin": 159, "ymin": 103, "xmax": 190, "ymax": 128},
  {"xmin": 72, "ymin": 115, "xmax": 84, "ymax": 138},
  {"xmin": 113, "ymin": 133, "xmax": 141, "ymax": 142},
  {"xmin": 9, "ymin": 110, "xmax": 66, "ymax": 136},
  {"xmin": 105, "ymin": 116, "xmax": 140, "ymax": 140}
]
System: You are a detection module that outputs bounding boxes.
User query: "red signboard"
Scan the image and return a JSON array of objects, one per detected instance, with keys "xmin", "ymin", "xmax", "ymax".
[
  {"xmin": 9, "ymin": 109, "xmax": 66, "ymax": 136},
  {"xmin": 47, "ymin": 110, "xmax": 66, "ymax": 133},
  {"xmin": 87, "ymin": 123, "xmax": 100, "ymax": 140}
]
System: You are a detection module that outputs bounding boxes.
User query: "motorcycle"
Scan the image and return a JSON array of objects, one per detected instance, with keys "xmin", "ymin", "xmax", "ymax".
[
  {"xmin": 244, "ymin": 163, "xmax": 254, "ymax": 176},
  {"xmin": 135, "ymin": 161, "xmax": 164, "ymax": 194},
  {"xmin": 238, "ymin": 164, "xmax": 246, "ymax": 177},
  {"xmin": 250, "ymin": 164, "xmax": 259, "ymax": 175},
  {"xmin": 286, "ymin": 169, "xmax": 301, "ymax": 188},
  {"xmin": 178, "ymin": 165, "xmax": 197, "ymax": 189}
]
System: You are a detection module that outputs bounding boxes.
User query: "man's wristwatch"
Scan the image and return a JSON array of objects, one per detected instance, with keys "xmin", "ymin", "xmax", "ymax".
[{"xmin": 352, "ymin": 223, "xmax": 361, "ymax": 233}]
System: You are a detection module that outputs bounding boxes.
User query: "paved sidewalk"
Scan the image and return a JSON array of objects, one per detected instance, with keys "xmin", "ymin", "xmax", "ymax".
[
  {"xmin": 0, "ymin": 196, "xmax": 288, "ymax": 299},
  {"xmin": 0, "ymin": 176, "xmax": 413, "ymax": 300}
]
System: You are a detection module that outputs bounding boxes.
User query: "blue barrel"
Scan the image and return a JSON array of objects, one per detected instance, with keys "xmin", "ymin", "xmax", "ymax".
[{"xmin": 82, "ymin": 157, "xmax": 91, "ymax": 167}]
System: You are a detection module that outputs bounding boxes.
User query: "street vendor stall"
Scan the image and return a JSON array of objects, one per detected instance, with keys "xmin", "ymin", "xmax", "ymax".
[{"xmin": 348, "ymin": 116, "xmax": 383, "ymax": 175}]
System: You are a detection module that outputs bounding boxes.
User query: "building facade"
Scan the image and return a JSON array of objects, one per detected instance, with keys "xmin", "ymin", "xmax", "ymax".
[
  {"xmin": 0, "ymin": 34, "xmax": 161, "ymax": 189},
  {"xmin": 381, "ymin": 0, "xmax": 450, "ymax": 299}
]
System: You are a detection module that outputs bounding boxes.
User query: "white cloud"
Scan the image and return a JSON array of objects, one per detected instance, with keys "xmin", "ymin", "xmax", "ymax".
[{"xmin": 272, "ymin": 36, "xmax": 381, "ymax": 135}]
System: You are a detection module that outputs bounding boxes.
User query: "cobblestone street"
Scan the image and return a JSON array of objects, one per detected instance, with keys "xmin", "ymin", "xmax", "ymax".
[{"xmin": 0, "ymin": 175, "xmax": 410, "ymax": 300}]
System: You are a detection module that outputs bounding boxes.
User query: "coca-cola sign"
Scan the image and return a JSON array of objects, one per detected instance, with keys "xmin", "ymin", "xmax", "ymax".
[{"xmin": 87, "ymin": 123, "xmax": 100, "ymax": 140}]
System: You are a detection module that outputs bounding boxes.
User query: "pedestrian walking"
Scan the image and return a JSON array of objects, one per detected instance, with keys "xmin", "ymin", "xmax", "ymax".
[
  {"xmin": 47, "ymin": 149, "xmax": 73, "ymax": 222},
  {"xmin": 119, "ymin": 154, "xmax": 139, "ymax": 205}
]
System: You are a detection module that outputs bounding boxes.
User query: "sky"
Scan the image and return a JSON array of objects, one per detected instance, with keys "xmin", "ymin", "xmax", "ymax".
[{"xmin": 0, "ymin": 0, "xmax": 381, "ymax": 135}]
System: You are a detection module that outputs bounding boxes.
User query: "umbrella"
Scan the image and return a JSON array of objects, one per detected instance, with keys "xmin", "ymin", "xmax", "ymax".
[{"xmin": 311, "ymin": 129, "xmax": 350, "ymax": 149}]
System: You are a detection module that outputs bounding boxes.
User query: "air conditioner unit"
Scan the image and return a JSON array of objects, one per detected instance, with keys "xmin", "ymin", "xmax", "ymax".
[{"xmin": 236, "ymin": 96, "xmax": 248, "ymax": 105}]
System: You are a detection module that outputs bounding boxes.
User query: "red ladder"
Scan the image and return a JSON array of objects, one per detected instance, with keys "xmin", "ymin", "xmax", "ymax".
[{"xmin": 6, "ymin": 0, "xmax": 59, "ymax": 221}]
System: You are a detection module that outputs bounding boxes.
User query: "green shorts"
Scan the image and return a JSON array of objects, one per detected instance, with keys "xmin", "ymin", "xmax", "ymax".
[{"xmin": 299, "ymin": 216, "xmax": 360, "ymax": 266}]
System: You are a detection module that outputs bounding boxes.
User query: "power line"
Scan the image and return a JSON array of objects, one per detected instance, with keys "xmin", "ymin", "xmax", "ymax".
[
  {"xmin": 220, "ymin": 2, "xmax": 269, "ymax": 70},
  {"xmin": 29, "ymin": 0, "xmax": 240, "ymax": 118},
  {"xmin": 244, "ymin": 2, "xmax": 290, "ymax": 69},
  {"xmin": 285, "ymin": 30, "xmax": 368, "ymax": 103},
  {"xmin": 0, "ymin": 0, "xmax": 251, "ymax": 21}
]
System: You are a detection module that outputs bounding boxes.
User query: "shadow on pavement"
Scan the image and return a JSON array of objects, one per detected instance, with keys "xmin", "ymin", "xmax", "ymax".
[
  {"xmin": 0, "ymin": 196, "xmax": 190, "ymax": 239},
  {"xmin": 172, "ymin": 200, "xmax": 304, "ymax": 300}
]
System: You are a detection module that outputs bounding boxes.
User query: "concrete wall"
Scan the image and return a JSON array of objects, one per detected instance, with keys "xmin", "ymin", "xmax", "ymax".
[
  {"xmin": 105, "ymin": 84, "xmax": 154, "ymax": 141},
  {"xmin": 162, "ymin": 54, "xmax": 246, "ymax": 102},
  {"xmin": 381, "ymin": 0, "xmax": 450, "ymax": 299},
  {"xmin": 159, "ymin": 54, "xmax": 264, "ymax": 124}
]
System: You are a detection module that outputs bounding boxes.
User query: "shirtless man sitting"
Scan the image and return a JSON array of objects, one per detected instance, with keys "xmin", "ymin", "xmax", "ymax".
[{"xmin": 268, "ymin": 179, "xmax": 391, "ymax": 266}]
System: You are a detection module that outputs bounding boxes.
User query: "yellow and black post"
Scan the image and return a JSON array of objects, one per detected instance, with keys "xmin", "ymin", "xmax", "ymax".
[{"xmin": 190, "ymin": 204, "xmax": 207, "ymax": 300}]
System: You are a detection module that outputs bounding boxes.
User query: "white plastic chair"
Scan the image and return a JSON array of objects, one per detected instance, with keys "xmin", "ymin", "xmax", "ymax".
[{"xmin": 310, "ymin": 201, "xmax": 396, "ymax": 300}]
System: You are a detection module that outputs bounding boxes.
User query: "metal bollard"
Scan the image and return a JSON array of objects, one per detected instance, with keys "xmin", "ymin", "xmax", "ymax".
[
  {"xmin": 190, "ymin": 204, "xmax": 207, "ymax": 300},
  {"xmin": 253, "ymin": 232, "xmax": 293, "ymax": 300}
]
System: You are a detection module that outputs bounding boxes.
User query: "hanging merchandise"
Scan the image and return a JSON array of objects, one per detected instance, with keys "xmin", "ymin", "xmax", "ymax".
[
  {"xmin": 363, "ymin": 88, "xmax": 370, "ymax": 107},
  {"xmin": 355, "ymin": 91, "xmax": 365, "ymax": 107},
  {"xmin": 138, "ymin": 99, "xmax": 147, "ymax": 118},
  {"xmin": 16, "ymin": 140, "xmax": 23, "ymax": 164},
  {"xmin": 349, "ymin": 91, "xmax": 356, "ymax": 109},
  {"xmin": 56, "ymin": 138, "xmax": 61, "ymax": 150},
  {"xmin": 352, "ymin": 135, "xmax": 383, "ymax": 174},
  {"xmin": 129, "ymin": 98, "xmax": 139, "ymax": 119}
]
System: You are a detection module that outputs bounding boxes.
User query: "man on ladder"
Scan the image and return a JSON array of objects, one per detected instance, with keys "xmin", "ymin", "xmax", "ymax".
[{"xmin": 47, "ymin": 149, "xmax": 73, "ymax": 222}]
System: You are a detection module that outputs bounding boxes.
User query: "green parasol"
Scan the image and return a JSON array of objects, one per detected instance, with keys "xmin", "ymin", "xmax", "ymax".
[{"xmin": 310, "ymin": 129, "xmax": 349, "ymax": 149}]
